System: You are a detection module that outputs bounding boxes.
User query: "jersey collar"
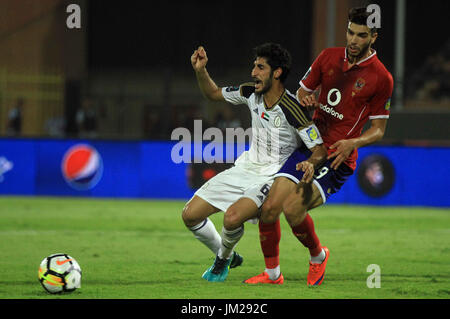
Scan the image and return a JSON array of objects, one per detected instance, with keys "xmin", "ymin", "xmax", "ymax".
[
  {"xmin": 263, "ymin": 89, "xmax": 286, "ymax": 110},
  {"xmin": 343, "ymin": 48, "xmax": 377, "ymax": 71}
]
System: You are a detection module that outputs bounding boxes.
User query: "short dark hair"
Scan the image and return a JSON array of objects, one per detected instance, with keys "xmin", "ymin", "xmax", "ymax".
[
  {"xmin": 348, "ymin": 7, "xmax": 378, "ymax": 34},
  {"xmin": 253, "ymin": 43, "xmax": 292, "ymax": 83}
]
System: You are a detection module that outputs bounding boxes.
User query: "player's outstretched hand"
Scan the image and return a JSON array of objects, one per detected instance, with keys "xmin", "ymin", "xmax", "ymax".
[
  {"xmin": 191, "ymin": 46, "xmax": 208, "ymax": 72},
  {"xmin": 296, "ymin": 161, "xmax": 314, "ymax": 183},
  {"xmin": 327, "ymin": 139, "xmax": 356, "ymax": 170},
  {"xmin": 298, "ymin": 94, "xmax": 319, "ymax": 108}
]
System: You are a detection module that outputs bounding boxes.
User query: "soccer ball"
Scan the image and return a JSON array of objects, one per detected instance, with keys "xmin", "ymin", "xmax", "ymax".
[{"xmin": 38, "ymin": 253, "xmax": 82, "ymax": 294}]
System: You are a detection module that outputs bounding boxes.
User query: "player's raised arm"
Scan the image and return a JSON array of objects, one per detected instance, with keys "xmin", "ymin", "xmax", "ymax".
[{"xmin": 191, "ymin": 46, "xmax": 224, "ymax": 102}]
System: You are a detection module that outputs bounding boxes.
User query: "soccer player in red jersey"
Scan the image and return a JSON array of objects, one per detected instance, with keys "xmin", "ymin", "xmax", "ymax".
[{"xmin": 244, "ymin": 7, "xmax": 394, "ymax": 286}]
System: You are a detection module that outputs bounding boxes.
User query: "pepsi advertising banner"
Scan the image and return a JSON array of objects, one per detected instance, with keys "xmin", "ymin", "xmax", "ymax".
[
  {"xmin": 0, "ymin": 139, "xmax": 193, "ymax": 199},
  {"xmin": 61, "ymin": 144, "xmax": 104, "ymax": 191},
  {"xmin": 0, "ymin": 138, "xmax": 448, "ymax": 207}
]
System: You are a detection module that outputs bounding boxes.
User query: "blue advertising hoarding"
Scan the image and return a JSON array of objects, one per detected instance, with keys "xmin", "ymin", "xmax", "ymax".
[{"xmin": 0, "ymin": 138, "xmax": 448, "ymax": 207}]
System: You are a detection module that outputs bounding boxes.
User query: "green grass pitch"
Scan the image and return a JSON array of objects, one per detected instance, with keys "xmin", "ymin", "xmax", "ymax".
[{"xmin": 0, "ymin": 196, "xmax": 448, "ymax": 299}]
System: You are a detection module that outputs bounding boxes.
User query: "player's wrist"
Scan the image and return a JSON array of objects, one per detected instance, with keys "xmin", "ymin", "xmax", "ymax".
[
  {"xmin": 350, "ymin": 138, "xmax": 360, "ymax": 150},
  {"xmin": 305, "ymin": 158, "xmax": 321, "ymax": 169}
]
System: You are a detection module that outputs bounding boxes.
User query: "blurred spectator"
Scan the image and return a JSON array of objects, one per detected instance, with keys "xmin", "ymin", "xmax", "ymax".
[
  {"xmin": 170, "ymin": 105, "xmax": 207, "ymax": 133},
  {"xmin": 6, "ymin": 97, "xmax": 24, "ymax": 136},
  {"xmin": 144, "ymin": 106, "xmax": 164, "ymax": 139},
  {"xmin": 45, "ymin": 116, "xmax": 65, "ymax": 137},
  {"xmin": 76, "ymin": 96, "xmax": 99, "ymax": 138},
  {"xmin": 215, "ymin": 107, "xmax": 241, "ymax": 132},
  {"xmin": 409, "ymin": 39, "xmax": 450, "ymax": 102},
  {"xmin": 183, "ymin": 106, "xmax": 205, "ymax": 132}
]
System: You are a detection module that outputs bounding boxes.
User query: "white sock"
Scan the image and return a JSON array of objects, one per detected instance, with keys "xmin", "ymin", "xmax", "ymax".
[
  {"xmin": 265, "ymin": 266, "xmax": 281, "ymax": 281},
  {"xmin": 310, "ymin": 248, "xmax": 326, "ymax": 264},
  {"xmin": 218, "ymin": 226, "xmax": 244, "ymax": 260},
  {"xmin": 189, "ymin": 218, "xmax": 221, "ymax": 255}
]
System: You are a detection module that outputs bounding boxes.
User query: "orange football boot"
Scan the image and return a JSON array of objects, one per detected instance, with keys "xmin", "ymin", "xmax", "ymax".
[
  {"xmin": 243, "ymin": 272, "xmax": 284, "ymax": 284},
  {"xmin": 307, "ymin": 246, "xmax": 329, "ymax": 286}
]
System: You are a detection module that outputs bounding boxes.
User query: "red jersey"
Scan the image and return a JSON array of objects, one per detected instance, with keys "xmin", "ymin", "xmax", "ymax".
[{"xmin": 299, "ymin": 47, "xmax": 393, "ymax": 170}]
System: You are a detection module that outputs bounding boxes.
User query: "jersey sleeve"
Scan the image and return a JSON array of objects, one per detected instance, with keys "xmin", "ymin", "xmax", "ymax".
[
  {"xmin": 368, "ymin": 72, "xmax": 394, "ymax": 120},
  {"xmin": 299, "ymin": 49, "xmax": 326, "ymax": 92},
  {"xmin": 221, "ymin": 82, "xmax": 255, "ymax": 106},
  {"xmin": 279, "ymin": 93, "xmax": 323, "ymax": 149},
  {"xmin": 298, "ymin": 123, "xmax": 324, "ymax": 150}
]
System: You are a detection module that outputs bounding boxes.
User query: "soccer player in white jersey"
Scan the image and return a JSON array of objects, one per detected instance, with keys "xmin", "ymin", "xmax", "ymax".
[{"xmin": 182, "ymin": 43, "xmax": 327, "ymax": 282}]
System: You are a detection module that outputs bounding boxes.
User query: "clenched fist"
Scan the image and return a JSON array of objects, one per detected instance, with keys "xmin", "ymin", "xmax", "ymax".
[{"xmin": 191, "ymin": 46, "xmax": 208, "ymax": 72}]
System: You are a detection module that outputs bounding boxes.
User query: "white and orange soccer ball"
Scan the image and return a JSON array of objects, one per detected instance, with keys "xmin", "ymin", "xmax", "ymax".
[{"xmin": 38, "ymin": 253, "xmax": 82, "ymax": 294}]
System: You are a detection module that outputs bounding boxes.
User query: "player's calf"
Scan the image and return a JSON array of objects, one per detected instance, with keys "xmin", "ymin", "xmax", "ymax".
[{"xmin": 182, "ymin": 196, "xmax": 222, "ymax": 255}]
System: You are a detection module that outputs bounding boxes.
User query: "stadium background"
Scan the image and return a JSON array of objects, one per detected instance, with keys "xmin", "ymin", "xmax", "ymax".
[
  {"xmin": 0, "ymin": 0, "xmax": 448, "ymax": 206},
  {"xmin": 0, "ymin": 0, "xmax": 449, "ymax": 303}
]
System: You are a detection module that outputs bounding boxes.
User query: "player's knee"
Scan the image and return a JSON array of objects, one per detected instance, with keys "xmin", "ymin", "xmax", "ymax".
[
  {"xmin": 223, "ymin": 207, "xmax": 243, "ymax": 230},
  {"xmin": 181, "ymin": 203, "xmax": 199, "ymax": 228},
  {"xmin": 260, "ymin": 199, "xmax": 281, "ymax": 224}
]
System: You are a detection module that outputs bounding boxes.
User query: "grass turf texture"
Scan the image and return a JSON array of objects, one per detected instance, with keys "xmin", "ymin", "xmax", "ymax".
[{"xmin": 0, "ymin": 196, "xmax": 449, "ymax": 299}]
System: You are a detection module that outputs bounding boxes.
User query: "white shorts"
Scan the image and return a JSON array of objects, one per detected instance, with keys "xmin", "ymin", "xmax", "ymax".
[{"xmin": 194, "ymin": 165, "xmax": 274, "ymax": 213}]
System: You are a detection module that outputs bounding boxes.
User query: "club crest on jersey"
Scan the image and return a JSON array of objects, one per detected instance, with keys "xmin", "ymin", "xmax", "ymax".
[
  {"xmin": 306, "ymin": 126, "xmax": 319, "ymax": 142},
  {"xmin": 354, "ymin": 78, "xmax": 366, "ymax": 91},
  {"xmin": 273, "ymin": 115, "xmax": 281, "ymax": 127}
]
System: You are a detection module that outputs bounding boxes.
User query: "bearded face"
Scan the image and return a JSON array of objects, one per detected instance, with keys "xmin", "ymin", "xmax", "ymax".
[{"xmin": 346, "ymin": 22, "xmax": 377, "ymax": 63}]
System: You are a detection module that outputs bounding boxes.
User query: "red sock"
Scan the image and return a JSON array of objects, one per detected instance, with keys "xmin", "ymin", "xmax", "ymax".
[
  {"xmin": 258, "ymin": 219, "xmax": 281, "ymax": 269},
  {"xmin": 291, "ymin": 213, "xmax": 322, "ymax": 257}
]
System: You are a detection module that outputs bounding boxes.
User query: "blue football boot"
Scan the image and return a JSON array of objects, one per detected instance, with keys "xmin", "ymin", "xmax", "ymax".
[{"xmin": 202, "ymin": 255, "xmax": 232, "ymax": 282}]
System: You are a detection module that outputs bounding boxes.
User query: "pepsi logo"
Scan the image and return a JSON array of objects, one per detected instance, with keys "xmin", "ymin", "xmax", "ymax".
[{"xmin": 61, "ymin": 144, "xmax": 103, "ymax": 190}]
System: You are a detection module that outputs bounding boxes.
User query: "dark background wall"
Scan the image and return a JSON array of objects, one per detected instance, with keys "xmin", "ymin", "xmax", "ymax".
[
  {"xmin": 86, "ymin": 0, "xmax": 450, "ymax": 87},
  {"xmin": 1, "ymin": 0, "xmax": 449, "ymax": 141},
  {"xmin": 87, "ymin": 0, "xmax": 313, "ymax": 93}
]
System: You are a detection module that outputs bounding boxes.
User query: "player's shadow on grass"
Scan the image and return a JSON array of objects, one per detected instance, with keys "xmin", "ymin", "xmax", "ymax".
[
  {"xmin": 83, "ymin": 279, "xmax": 176, "ymax": 285},
  {"xmin": 285, "ymin": 274, "xmax": 366, "ymax": 283},
  {"xmin": 24, "ymin": 290, "xmax": 83, "ymax": 298},
  {"xmin": 286, "ymin": 273, "xmax": 450, "ymax": 284},
  {"xmin": 167, "ymin": 259, "xmax": 204, "ymax": 266},
  {"xmin": 381, "ymin": 273, "xmax": 450, "ymax": 282}
]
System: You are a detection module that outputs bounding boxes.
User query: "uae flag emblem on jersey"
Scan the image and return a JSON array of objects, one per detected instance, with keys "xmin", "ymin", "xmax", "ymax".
[{"xmin": 261, "ymin": 112, "xmax": 270, "ymax": 121}]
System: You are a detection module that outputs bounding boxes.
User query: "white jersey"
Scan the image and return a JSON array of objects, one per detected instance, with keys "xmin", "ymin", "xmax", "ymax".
[{"xmin": 222, "ymin": 83, "xmax": 323, "ymax": 176}]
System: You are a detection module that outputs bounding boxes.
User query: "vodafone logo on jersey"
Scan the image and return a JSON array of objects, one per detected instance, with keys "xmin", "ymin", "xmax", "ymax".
[
  {"xmin": 319, "ymin": 88, "xmax": 344, "ymax": 120},
  {"xmin": 61, "ymin": 144, "xmax": 103, "ymax": 190},
  {"xmin": 327, "ymin": 88, "xmax": 341, "ymax": 106}
]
